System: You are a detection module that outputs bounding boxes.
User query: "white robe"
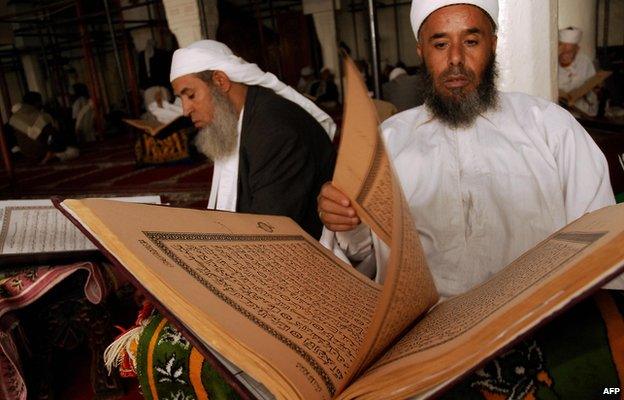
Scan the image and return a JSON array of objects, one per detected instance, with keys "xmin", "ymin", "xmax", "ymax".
[
  {"xmin": 322, "ymin": 91, "xmax": 617, "ymax": 298},
  {"xmin": 558, "ymin": 53, "xmax": 598, "ymax": 116}
]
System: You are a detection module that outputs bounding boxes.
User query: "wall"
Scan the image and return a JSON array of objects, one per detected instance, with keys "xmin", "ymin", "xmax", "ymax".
[
  {"xmin": 558, "ymin": 0, "xmax": 597, "ymax": 59},
  {"xmin": 336, "ymin": 2, "xmax": 420, "ymax": 69},
  {"xmin": 597, "ymin": 0, "xmax": 624, "ymax": 47},
  {"xmin": 303, "ymin": 0, "xmax": 340, "ymax": 83}
]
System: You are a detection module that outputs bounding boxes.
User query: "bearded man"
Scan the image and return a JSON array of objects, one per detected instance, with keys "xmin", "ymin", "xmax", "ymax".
[
  {"xmin": 318, "ymin": 0, "xmax": 619, "ymax": 297},
  {"xmin": 558, "ymin": 27, "xmax": 599, "ymax": 116},
  {"xmin": 170, "ymin": 40, "xmax": 336, "ymax": 238}
]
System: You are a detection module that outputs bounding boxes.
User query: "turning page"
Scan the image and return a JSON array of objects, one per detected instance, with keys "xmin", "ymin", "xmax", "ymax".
[{"xmin": 332, "ymin": 58, "xmax": 438, "ymax": 377}]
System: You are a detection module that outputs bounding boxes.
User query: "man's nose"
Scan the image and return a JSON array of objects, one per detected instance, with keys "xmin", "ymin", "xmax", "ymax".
[
  {"xmin": 181, "ymin": 99, "xmax": 192, "ymax": 117},
  {"xmin": 449, "ymin": 43, "xmax": 464, "ymax": 67}
]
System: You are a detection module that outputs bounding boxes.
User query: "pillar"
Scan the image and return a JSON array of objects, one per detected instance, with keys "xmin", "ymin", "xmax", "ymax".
[
  {"xmin": 496, "ymin": 0, "xmax": 558, "ymax": 101},
  {"xmin": 161, "ymin": 0, "xmax": 203, "ymax": 47}
]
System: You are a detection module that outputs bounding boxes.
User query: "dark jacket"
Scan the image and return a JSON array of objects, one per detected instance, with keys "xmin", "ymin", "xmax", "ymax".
[{"xmin": 236, "ymin": 86, "xmax": 336, "ymax": 238}]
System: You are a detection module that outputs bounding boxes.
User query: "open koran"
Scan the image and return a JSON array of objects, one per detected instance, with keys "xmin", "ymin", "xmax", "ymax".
[
  {"xmin": 559, "ymin": 70, "xmax": 612, "ymax": 106},
  {"xmin": 123, "ymin": 115, "xmax": 192, "ymax": 138},
  {"xmin": 0, "ymin": 196, "xmax": 161, "ymax": 267},
  {"xmin": 55, "ymin": 58, "xmax": 624, "ymax": 400}
]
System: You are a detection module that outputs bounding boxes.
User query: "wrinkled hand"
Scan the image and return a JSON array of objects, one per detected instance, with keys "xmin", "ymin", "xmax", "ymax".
[{"xmin": 317, "ymin": 182, "xmax": 360, "ymax": 232}]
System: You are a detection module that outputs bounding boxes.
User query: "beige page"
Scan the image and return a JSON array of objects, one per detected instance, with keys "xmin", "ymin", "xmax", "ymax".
[
  {"xmin": 339, "ymin": 204, "xmax": 624, "ymax": 400},
  {"xmin": 123, "ymin": 118, "xmax": 163, "ymax": 136},
  {"xmin": 333, "ymin": 58, "xmax": 438, "ymax": 379},
  {"xmin": 61, "ymin": 199, "xmax": 382, "ymax": 400}
]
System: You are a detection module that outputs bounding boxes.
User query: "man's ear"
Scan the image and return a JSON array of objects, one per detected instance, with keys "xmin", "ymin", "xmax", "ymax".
[
  {"xmin": 491, "ymin": 35, "xmax": 498, "ymax": 53},
  {"xmin": 416, "ymin": 42, "xmax": 423, "ymax": 59},
  {"xmin": 212, "ymin": 70, "xmax": 232, "ymax": 93}
]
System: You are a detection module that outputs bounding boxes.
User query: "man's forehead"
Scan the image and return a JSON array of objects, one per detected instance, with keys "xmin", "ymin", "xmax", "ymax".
[
  {"xmin": 420, "ymin": 4, "xmax": 495, "ymax": 37},
  {"xmin": 172, "ymin": 74, "xmax": 201, "ymax": 94}
]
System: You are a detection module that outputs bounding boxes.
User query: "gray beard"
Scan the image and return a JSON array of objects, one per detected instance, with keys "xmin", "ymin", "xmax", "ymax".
[
  {"xmin": 194, "ymin": 87, "xmax": 239, "ymax": 161},
  {"xmin": 423, "ymin": 53, "xmax": 499, "ymax": 129}
]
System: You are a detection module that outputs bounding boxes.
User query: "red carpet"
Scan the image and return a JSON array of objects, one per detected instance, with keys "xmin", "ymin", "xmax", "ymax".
[{"xmin": 0, "ymin": 134, "xmax": 213, "ymax": 208}]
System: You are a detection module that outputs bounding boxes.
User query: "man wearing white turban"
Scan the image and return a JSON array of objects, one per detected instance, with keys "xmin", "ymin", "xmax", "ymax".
[
  {"xmin": 170, "ymin": 40, "xmax": 336, "ymax": 238},
  {"xmin": 318, "ymin": 1, "xmax": 619, "ymax": 296},
  {"xmin": 558, "ymin": 27, "xmax": 599, "ymax": 116}
]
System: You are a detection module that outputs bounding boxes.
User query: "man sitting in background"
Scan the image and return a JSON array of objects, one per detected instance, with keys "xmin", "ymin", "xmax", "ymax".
[
  {"xmin": 382, "ymin": 66, "xmax": 426, "ymax": 111},
  {"xmin": 171, "ymin": 40, "xmax": 336, "ymax": 238},
  {"xmin": 72, "ymin": 83, "xmax": 96, "ymax": 143},
  {"xmin": 558, "ymin": 27, "xmax": 599, "ymax": 116},
  {"xmin": 9, "ymin": 91, "xmax": 79, "ymax": 164}
]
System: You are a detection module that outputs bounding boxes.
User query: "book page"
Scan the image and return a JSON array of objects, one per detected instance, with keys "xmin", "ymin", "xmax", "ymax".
[
  {"xmin": 123, "ymin": 116, "xmax": 191, "ymax": 137},
  {"xmin": 123, "ymin": 118, "xmax": 163, "ymax": 136},
  {"xmin": 339, "ymin": 204, "xmax": 624, "ymax": 400},
  {"xmin": 567, "ymin": 70, "xmax": 612, "ymax": 105},
  {"xmin": 332, "ymin": 58, "xmax": 393, "ymax": 245},
  {"xmin": 60, "ymin": 199, "xmax": 382, "ymax": 400},
  {"xmin": 332, "ymin": 58, "xmax": 439, "ymax": 378},
  {"xmin": 0, "ymin": 197, "xmax": 160, "ymax": 254}
]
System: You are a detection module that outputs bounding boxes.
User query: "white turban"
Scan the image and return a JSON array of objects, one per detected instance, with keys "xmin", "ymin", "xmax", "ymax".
[
  {"xmin": 388, "ymin": 67, "xmax": 407, "ymax": 81},
  {"xmin": 170, "ymin": 40, "xmax": 336, "ymax": 139},
  {"xmin": 559, "ymin": 27, "xmax": 582, "ymax": 44},
  {"xmin": 410, "ymin": 0, "xmax": 499, "ymax": 39}
]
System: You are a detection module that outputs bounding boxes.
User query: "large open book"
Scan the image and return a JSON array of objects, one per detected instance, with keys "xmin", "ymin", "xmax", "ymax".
[{"xmin": 55, "ymin": 59, "xmax": 624, "ymax": 399}]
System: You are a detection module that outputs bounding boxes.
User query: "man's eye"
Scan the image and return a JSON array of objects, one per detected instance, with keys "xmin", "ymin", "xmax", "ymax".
[
  {"xmin": 434, "ymin": 42, "xmax": 448, "ymax": 49},
  {"xmin": 465, "ymin": 40, "xmax": 479, "ymax": 46},
  {"xmin": 188, "ymin": 94, "xmax": 195, "ymax": 100}
]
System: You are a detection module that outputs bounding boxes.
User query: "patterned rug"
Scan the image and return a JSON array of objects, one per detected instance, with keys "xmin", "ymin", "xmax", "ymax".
[
  {"xmin": 0, "ymin": 262, "xmax": 110, "ymax": 400},
  {"xmin": 0, "ymin": 134, "xmax": 213, "ymax": 208},
  {"xmin": 128, "ymin": 290, "xmax": 624, "ymax": 400}
]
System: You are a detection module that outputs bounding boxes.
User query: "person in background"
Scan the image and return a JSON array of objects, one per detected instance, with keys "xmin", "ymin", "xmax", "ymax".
[
  {"xmin": 72, "ymin": 83, "xmax": 96, "ymax": 143},
  {"xmin": 142, "ymin": 86, "xmax": 182, "ymax": 124},
  {"xmin": 311, "ymin": 68, "xmax": 339, "ymax": 109},
  {"xmin": 382, "ymin": 66, "xmax": 427, "ymax": 111},
  {"xmin": 10, "ymin": 91, "xmax": 79, "ymax": 164},
  {"xmin": 558, "ymin": 27, "xmax": 599, "ymax": 116},
  {"xmin": 296, "ymin": 66, "xmax": 318, "ymax": 98}
]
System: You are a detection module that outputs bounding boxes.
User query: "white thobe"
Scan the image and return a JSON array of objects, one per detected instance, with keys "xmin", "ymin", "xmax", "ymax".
[
  {"xmin": 322, "ymin": 91, "xmax": 618, "ymax": 298},
  {"xmin": 207, "ymin": 108, "xmax": 244, "ymax": 212},
  {"xmin": 558, "ymin": 53, "xmax": 598, "ymax": 116},
  {"xmin": 148, "ymin": 101, "xmax": 183, "ymax": 124}
]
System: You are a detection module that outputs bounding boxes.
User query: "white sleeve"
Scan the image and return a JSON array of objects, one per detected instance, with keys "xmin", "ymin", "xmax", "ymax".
[
  {"xmin": 547, "ymin": 105, "xmax": 615, "ymax": 221},
  {"xmin": 319, "ymin": 224, "xmax": 377, "ymax": 279},
  {"xmin": 540, "ymin": 102, "xmax": 621, "ymax": 290}
]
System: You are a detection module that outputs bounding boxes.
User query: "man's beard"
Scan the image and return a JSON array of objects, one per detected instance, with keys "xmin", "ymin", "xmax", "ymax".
[
  {"xmin": 423, "ymin": 53, "xmax": 499, "ymax": 128},
  {"xmin": 194, "ymin": 86, "xmax": 239, "ymax": 161}
]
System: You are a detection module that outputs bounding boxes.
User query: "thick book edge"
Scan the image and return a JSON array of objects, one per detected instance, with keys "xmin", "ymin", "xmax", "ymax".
[{"xmin": 52, "ymin": 197, "xmax": 259, "ymax": 400}]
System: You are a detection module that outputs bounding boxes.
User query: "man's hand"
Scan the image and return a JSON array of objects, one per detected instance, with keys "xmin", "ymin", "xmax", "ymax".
[{"xmin": 317, "ymin": 182, "xmax": 360, "ymax": 231}]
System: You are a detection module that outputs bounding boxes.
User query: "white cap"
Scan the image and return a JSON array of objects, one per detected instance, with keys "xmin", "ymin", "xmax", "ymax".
[
  {"xmin": 389, "ymin": 67, "xmax": 407, "ymax": 81},
  {"xmin": 170, "ymin": 40, "xmax": 335, "ymax": 138},
  {"xmin": 410, "ymin": 0, "xmax": 499, "ymax": 39},
  {"xmin": 559, "ymin": 27, "xmax": 582, "ymax": 44}
]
